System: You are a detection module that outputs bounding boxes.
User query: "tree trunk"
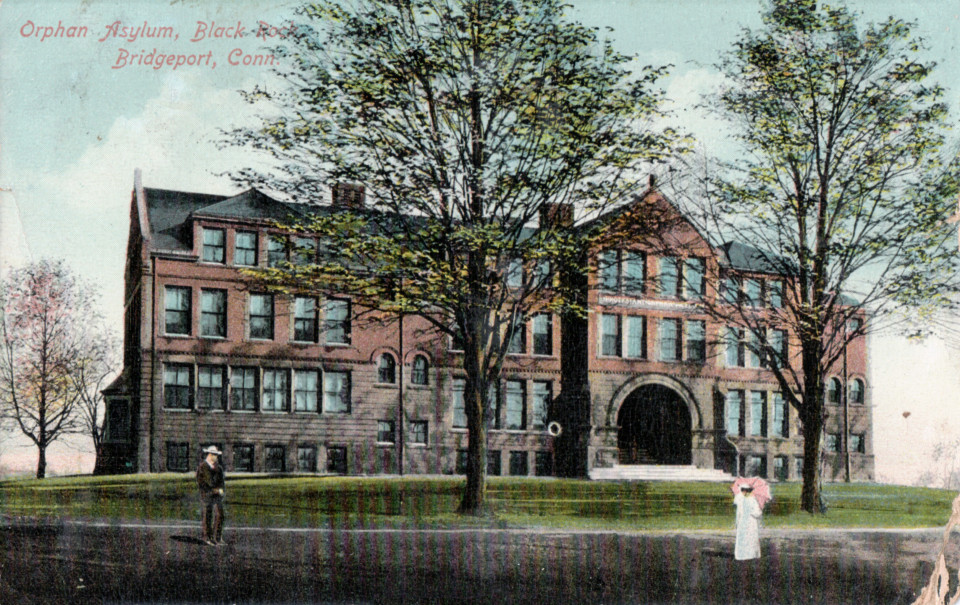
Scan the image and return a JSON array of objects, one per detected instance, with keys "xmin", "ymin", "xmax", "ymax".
[
  {"xmin": 36, "ymin": 445, "xmax": 47, "ymax": 479},
  {"xmin": 458, "ymin": 327, "xmax": 488, "ymax": 515},
  {"xmin": 800, "ymin": 414, "xmax": 825, "ymax": 513}
]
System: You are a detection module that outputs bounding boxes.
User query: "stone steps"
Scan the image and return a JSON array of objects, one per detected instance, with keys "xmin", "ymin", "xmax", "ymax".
[{"xmin": 590, "ymin": 464, "xmax": 736, "ymax": 483}]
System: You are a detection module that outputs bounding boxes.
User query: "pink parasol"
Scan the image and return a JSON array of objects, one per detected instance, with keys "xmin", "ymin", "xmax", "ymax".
[{"xmin": 730, "ymin": 476, "xmax": 772, "ymax": 510}]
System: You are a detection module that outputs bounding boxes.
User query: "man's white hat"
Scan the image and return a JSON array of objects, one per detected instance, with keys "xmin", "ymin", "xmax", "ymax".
[{"xmin": 202, "ymin": 445, "xmax": 222, "ymax": 456}]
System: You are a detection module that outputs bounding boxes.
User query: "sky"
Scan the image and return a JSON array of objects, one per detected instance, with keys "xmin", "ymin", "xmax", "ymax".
[{"xmin": 1, "ymin": 0, "xmax": 959, "ymax": 484}]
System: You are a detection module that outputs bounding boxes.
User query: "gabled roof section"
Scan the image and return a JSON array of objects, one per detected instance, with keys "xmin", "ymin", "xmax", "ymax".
[
  {"xmin": 719, "ymin": 241, "xmax": 792, "ymax": 275},
  {"xmin": 143, "ymin": 187, "xmax": 228, "ymax": 251},
  {"xmin": 191, "ymin": 188, "xmax": 307, "ymax": 223},
  {"xmin": 581, "ymin": 185, "xmax": 715, "ymax": 255}
]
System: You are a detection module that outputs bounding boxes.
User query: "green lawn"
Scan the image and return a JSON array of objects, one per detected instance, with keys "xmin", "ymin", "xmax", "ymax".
[{"xmin": 0, "ymin": 474, "xmax": 954, "ymax": 531}]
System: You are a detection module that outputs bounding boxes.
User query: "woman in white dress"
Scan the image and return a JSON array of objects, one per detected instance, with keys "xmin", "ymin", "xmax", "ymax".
[{"xmin": 734, "ymin": 485, "xmax": 762, "ymax": 560}]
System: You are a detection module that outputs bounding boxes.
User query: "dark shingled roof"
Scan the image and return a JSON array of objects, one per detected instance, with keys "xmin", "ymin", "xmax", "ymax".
[
  {"xmin": 143, "ymin": 187, "xmax": 308, "ymax": 251},
  {"xmin": 719, "ymin": 241, "xmax": 792, "ymax": 275},
  {"xmin": 192, "ymin": 189, "xmax": 308, "ymax": 222}
]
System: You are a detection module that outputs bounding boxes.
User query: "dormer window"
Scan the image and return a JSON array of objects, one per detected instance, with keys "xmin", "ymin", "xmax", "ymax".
[{"xmin": 202, "ymin": 228, "xmax": 225, "ymax": 263}]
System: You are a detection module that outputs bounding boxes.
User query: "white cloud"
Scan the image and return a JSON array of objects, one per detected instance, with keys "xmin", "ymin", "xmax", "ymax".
[
  {"xmin": 39, "ymin": 69, "xmax": 276, "ymax": 213},
  {"xmin": 659, "ymin": 67, "xmax": 736, "ymax": 155}
]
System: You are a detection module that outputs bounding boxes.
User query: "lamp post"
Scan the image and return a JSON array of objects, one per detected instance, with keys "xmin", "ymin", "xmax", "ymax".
[
  {"xmin": 843, "ymin": 324, "xmax": 850, "ymax": 483},
  {"xmin": 397, "ymin": 269, "xmax": 405, "ymax": 477}
]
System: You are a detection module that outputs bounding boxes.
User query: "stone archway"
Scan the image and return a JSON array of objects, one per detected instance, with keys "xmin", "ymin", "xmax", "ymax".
[{"xmin": 617, "ymin": 384, "xmax": 692, "ymax": 465}]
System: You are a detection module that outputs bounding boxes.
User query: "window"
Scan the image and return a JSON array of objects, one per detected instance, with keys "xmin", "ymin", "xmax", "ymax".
[
  {"xmin": 507, "ymin": 316, "xmax": 526, "ymax": 355},
  {"xmin": 847, "ymin": 317, "xmax": 863, "ymax": 333},
  {"xmin": 774, "ymin": 456, "xmax": 788, "ymax": 481},
  {"xmin": 825, "ymin": 433, "xmax": 842, "ymax": 453},
  {"xmin": 509, "ymin": 451, "xmax": 529, "ymax": 476},
  {"xmin": 166, "ymin": 442, "xmax": 189, "ymax": 472},
  {"xmin": 625, "ymin": 316, "xmax": 646, "ymax": 359},
  {"xmin": 505, "ymin": 380, "xmax": 526, "ymax": 430},
  {"xmin": 722, "ymin": 277, "xmax": 740, "ymax": 305},
  {"xmin": 230, "ymin": 367, "xmax": 257, "ymax": 411},
  {"xmin": 750, "ymin": 391, "xmax": 767, "ymax": 437},
  {"xmin": 794, "ymin": 456, "xmax": 804, "ymax": 478},
  {"xmin": 726, "ymin": 390, "xmax": 744, "ymax": 437},
  {"xmin": 535, "ymin": 451, "xmax": 553, "ymax": 476},
  {"xmin": 105, "ymin": 400, "xmax": 130, "ymax": 442},
  {"xmin": 531, "ymin": 381, "xmax": 551, "ymax": 431},
  {"xmin": 658, "ymin": 256, "xmax": 679, "ymax": 298},
  {"xmin": 598, "ymin": 250, "xmax": 619, "ymax": 291},
  {"xmin": 200, "ymin": 289, "xmax": 227, "ymax": 338},
  {"xmin": 410, "ymin": 421, "xmax": 428, "ymax": 445},
  {"xmin": 452, "ymin": 378, "xmax": 467, "ymax": 428},
  {"xmin": 262, "ymin": 369, "xmax": 289, "ymax": 412},
  {"xmin": 506, "ymin": 258, "xmax": 523, "ymax": 288},
  {"xmin": 327, "ymin": 446, "xmax": 347, "ymax": 474},
  {"xmin": 163, "ymin": 364, "xmax": 192, "ymax": 409},
  {"xmin": 827, "ymin": 377, "xmax": 842, "ymax": 404},
  {"xmin": 623, "ymin": 251, "xmax": 645, "ymax": 295},
  {"xmin": 297, "ymin": 446, "xmax": 317, "ymax": 472},
  {"xmin": 267, "ymin": 235, "xmax": 286, "ymax": 267},
  {"xmin": 849, "ymin": 433, "xmax": 865, "ymax": 454},
  {"xmin": 659, "ymin": 318, "xmax": 680, "ymax": 362},
  {"xmin": 197, "ymin": 366, "xmax": 225, "ymax": 410},
  {"xmin": 683, "ymin": 258, "xmax": 705, "ymax": 300},
  {"xmin": 772, "ymin": 392, "xmax": 788, "ymax": 438},
  {"xmin": 450, "ymin": 327, "xmax": 465, "ymax": 352},
  {"xmin": 378, "ymin": 354, "xmax": 397, "ymax": 384},
  {"xmin": 202, "ymin": 228, "xmax": 225, "ymax": 263},
  {"xmin": 234, "ymin": 231, "xmax": 257, "ymax": 266},
  {"xmin": 747, "ymin": 330, "xmax": 762, "ymax": 368},
  {"xmin": 768, "ymin": 280, "xmax": 783, "ymax": 309},
  {"xmin": 532, "ymin": 314, "xmax": 552, "ymax": 356},
  {"xmin": 233, "ymin": 444, "xmax": 254, "ymax": 472},
  {"xmin": 685, "ymin": 320, "xmax": 706, "ymax": 363},
  {"xmin": 486, "ymin": 381, "xmax": 501, "ymax": 430},
  {"xmin": 264, "ymin": 445, "xmax": 286, "ymax": 473},
  {"xmin": 600, "ymin": 314, "xmax": 620, "ymax": 357},
  {"xmin": 487, "ymin": 450, "xmax": 502, "ymax": 476},
  {"xmin": 411, "ymin": 356, "xmax": 429, "ymax": 386},
  {"xmin": 534, "ymin": 260, "xmax": 552, "ymax": 288},
  {"xmin": 249, "ymin": 294, "xmax": 274, "ymax": 340},
  {"xmin": 324, "ymin": 299, "xmax": 351, "ymax": 344},
  {"xmin": 164, "ymin": 286, "xmax": 191, "ymax": 336},
  {"xmin": 725, "ymin": 327, "xmax": 745, "ymax": 367},
  {"xmin": 294, "ymin": 370, "xmax": 319, "ymax": 412},
  {"xmin": 744, "ymin": 278, "xmax": 762, "ymax": 307},
  {"xmin": 745, "ymin": 455, "xmax": 766, "ymax": 478},
  {"xmin": 767, "ymin": 329, "xmax": 788, "ymax": 367},
  {"xmin": 378, "ymin": 420, "xmax": 396, "ymax": 444},
  {"xmin": 293, "ymin": 237, "xmax": 316, "ymax": 266},
  {"xmin": 456, "ymin": 450, "xmax": 469, "ymax": 474},
  {"xmin": 849, "ymin": 379, "xmax": 865, "ymax": 404},
  {"xmin": 323, "ymin": 371, "xmax": 350, "ymax": 413},
  {"xmin": 293, "ymin": 296, "xmax": 318, "ymax": 342}
]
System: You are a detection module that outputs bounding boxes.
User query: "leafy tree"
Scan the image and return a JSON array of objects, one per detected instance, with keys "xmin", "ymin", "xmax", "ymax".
[
  {"xmin": 0, "ymin": 260, "xmax": 116, "ymax": 478},
  {"xmin": 227, "ymin": 0, "xmax": 680, "ymax": 513},
  {"xmin": 682, "ymin": 0, "xmax": 960, "ymax": 513}
]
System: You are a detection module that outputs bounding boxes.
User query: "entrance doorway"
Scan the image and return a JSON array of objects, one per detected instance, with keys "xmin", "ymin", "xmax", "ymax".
[{"xmin": 617, "ymin": 384, "xmax": 692, "ymax": 465}]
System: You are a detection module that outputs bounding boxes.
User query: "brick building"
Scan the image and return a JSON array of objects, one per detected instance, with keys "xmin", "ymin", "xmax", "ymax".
[{"xmin": 101, "ymin": 170, "xmax": 874, "ymax": 481}]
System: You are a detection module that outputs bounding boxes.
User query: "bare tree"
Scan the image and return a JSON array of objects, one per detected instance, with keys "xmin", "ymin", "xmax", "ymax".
[{"xmin": 0, "ymin": 260, "xmax": 114, "ymax": 478}]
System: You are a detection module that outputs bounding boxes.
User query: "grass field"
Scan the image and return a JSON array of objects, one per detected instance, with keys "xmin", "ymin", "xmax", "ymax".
[{"xmin": 0, "ymin": 473, "xmax": 954, "ymax": 531}]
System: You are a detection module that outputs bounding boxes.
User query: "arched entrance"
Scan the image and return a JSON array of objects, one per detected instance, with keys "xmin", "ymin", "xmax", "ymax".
[{"xmin": 617, "ymin": 384, "xmax": 692, "ymax": 465}]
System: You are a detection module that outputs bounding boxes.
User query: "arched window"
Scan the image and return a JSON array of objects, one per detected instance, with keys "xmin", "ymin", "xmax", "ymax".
[
  {"xmin": 827, "ymin": 378, "xmax": 841, "ymax": 404},
  {"xmin": 411, "ymin": 355, "xmax": 429, "ymax": 386},
  {"xmin": 849, "ymin": 379, "xmax": 864, "ymax": 404},
  {"xmin": 378, "ymin": 353, "xmax": 396, "ymax": 384}
]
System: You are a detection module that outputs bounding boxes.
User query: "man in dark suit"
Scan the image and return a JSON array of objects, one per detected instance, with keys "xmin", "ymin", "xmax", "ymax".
[{"xmin": 196, "ymin": 445, "xmax": 225, "ymax": 546}]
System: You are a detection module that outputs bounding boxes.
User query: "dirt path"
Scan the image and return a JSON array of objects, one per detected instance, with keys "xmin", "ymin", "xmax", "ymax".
[{"xmin": 0, "ymin": 519, "xmax": 948, "ymax": 604}]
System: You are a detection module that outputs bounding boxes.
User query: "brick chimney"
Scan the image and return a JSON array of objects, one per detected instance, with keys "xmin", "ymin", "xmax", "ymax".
[
  {"xmin": 331, "ymin": 183, "xmax": 366, "ymax": 209},
  {"xmin": 540, "ymin": 203, "xmax": 573, "ymax": 228}
]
